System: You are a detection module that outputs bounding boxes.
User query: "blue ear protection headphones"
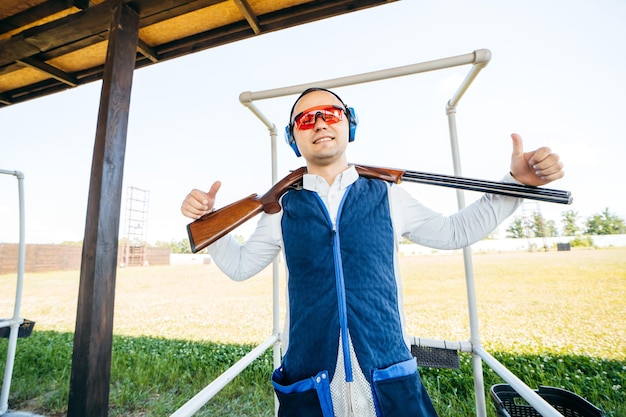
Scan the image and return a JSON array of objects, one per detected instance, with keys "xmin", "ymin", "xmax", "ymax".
[{"xmin": 284, "ymin": 87, "xmax": 358, "ymax": 157}]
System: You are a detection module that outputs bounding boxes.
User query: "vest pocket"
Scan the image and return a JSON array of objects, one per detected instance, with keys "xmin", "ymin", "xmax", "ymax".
[
  {"xmin": 372, "ymin": 358, "xmax": 436, "ymax": 417},
  {"xmin": 272, "ymin": 366, "xmax": 334, "ymax": 417}
]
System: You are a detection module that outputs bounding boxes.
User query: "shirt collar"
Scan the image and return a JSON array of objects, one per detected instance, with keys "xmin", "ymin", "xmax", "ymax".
[{"xmin": 302, "ymin": 165, "xmax": 359, "ymax": 194}]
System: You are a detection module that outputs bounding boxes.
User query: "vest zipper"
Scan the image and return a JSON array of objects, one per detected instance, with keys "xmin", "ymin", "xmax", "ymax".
[
  {"xmin": 332, "ymin": 189, "xmax": 358, "ymax": 416},
  {"xmin": 332, "ymin": 228, "xmax": 352, "ymax": 385},
  {"xmin": 315, "ymin": 186, "xmax": 356, "ymax": 415}
]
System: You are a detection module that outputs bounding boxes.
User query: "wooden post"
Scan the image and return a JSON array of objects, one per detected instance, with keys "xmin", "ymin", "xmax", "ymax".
[{"xmin": 67, "ymin": 2, "xmax": 139, "ymax": 416}]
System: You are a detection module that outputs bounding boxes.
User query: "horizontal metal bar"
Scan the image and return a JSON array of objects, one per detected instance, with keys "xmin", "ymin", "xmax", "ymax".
[
  {"xmin": 0, "ymin": 169, "xmax": 24, "ymax": 178},
  {"xmin": 474, "ymin": 346, "xmax": 565, "ymax": 417},
  {"xmin": 0, "ymin": 319, "xmax": 23, "ymax": 329},
  {"xmin": 170, "ymin": 334, "xmax": 278, "ymax": 417},
  {"xmin": 239, "ymin": 49, "xmax": 490, "ymax": 104},
  {"xmin": 410, "ymin": 336, "xmax": 473, "ymax": 353}
]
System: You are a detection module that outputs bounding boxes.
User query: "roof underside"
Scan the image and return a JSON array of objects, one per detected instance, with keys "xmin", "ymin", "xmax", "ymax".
[{"xmin": 0, "ymin": 0, "xmax": 395, "ymax": 108}]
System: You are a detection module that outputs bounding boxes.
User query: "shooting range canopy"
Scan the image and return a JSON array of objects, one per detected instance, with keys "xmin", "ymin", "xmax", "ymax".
[{"xmin": 0, "ymin": 0, "xmax": 395, "ymax": 109}]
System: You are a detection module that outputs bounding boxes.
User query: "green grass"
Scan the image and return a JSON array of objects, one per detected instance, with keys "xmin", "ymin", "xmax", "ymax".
[
  {"xmin": 1, "ymin": 247, "xmax": 625, "ymax": 416},
  {"xmin": 1, "ymin": 332, "xmax": 624, "ymax": 416},
  {"xmin": 1, "ymin": 332, "xmax": 275, "ymax": 417}
]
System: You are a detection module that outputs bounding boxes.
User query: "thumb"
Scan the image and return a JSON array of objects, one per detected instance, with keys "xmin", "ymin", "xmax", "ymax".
[
  {"xmin": 207, "ymin": 181, "xmax": 221, "ymax": 201},
  {"xmin": 510, "ymin": 133, "xmax": 524, "ymax": 157}
]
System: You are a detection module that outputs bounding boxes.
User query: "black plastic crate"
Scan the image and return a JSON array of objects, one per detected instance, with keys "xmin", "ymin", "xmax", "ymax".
[
  {"xmin": 490, "ymin": 384, "xmax": 604, "ymax": 417},
  {"xmin": 0, "ymin": 319, "xmax": 35, "ymax": 338}
]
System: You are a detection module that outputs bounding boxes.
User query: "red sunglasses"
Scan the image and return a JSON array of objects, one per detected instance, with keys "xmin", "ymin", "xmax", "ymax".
[{"xmin": 291, "ymin": 105, "xmax": 346, "ymax": 130}]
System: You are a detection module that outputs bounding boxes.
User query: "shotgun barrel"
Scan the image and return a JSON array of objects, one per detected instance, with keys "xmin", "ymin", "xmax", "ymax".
[{"xmin": 355, "ymin": 166, "xmax": 572, "ymax": 205}]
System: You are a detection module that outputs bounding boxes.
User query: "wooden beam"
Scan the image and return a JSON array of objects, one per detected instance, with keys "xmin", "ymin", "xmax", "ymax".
[
  {"xmin": 72, "ymin": 0, "xmax": 90, "ymax": 9},
  {"xmin": 0, "ymin": 93, "xmax": 11, "ymax": 105},
  {"xmin": 153, "ymin": 0, "xmax": 394, "ymax": 59},
  {"xmin": 137, "ymin": 38, "xmax": 158, "ymax": 63},
  {"xmin": 0, "ymin": 0, "xmax": 222, "ymax": 67},
  {"xmin": 0, "ymin": 0, "xmax": 76, "ymax": 36},
  {"xmin": 0, "ymin": 1, "xmax": 115, "ymax": 67},
  {"xmin": 66, "ymin": 2, "xmax": 139, "ymax": 417},
  {"xmin": 260, "ymin": 0, "xmax": 394, "ymax": 32},
  {"xmin": 135, "ymin": 0, "xmax": 224, "ymax": 26},
  {"xmin": 16, "ymin": 57, "xmax": 78, "ymax": 87},
  {"xmin": 2, "ymin": 77, "xmax": 73, "ymax": 102},
  {"xmin": 233, "ymin": 0, "xmax": 261, "ymax": 35}
]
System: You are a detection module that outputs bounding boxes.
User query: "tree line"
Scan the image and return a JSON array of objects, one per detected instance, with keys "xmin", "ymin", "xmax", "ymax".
[{"xmin": 506, "ymin": 207, "xmax": 625, "ymax": 241}]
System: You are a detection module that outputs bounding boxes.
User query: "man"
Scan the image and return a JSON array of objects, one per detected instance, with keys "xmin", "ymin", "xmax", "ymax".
[{"xmin": 181, "ymin": 87, "xmax": 564, "ymax": 417}]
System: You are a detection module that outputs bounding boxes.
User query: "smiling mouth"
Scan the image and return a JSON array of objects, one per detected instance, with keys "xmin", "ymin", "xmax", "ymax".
[{"xmin": 313, "ymin": 137, "xmax": 333, "ymax": 144}]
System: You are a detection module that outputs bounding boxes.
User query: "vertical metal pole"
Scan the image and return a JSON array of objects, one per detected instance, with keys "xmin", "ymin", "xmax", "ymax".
[
  {"xmin": 447, "ymin": 105, "xmax": 487, "ymax": 417},
  {"xmin": 269, "ymin": 124, "xmax": 281, "ymax": 417},
  {"xmin": 67, "ymin": 3, "xmax": 139, "ymax": 416},
  {"xmin": 0, "ymin": 170, "xmax": 25, "ymax": 415}
]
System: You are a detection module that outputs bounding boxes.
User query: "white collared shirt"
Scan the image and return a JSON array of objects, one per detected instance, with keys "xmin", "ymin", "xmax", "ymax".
[{"xmin": 302, "ymin": 165, "xmax": 359, "ymax": 230}]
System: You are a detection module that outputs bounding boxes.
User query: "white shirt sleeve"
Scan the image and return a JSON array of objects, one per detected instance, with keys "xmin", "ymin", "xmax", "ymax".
[
  {"xmin": 206, "ymin": 211, "xmax": 282, "ymax": 281},
  {"xmin": 390, "ymin": 173, "xmax": 523, "ymax": 249}
]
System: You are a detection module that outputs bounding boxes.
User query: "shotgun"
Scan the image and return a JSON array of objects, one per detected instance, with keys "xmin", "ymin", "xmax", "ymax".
[{"xmin": 186, "ymin": 164, "xmax": 572, "ymax": 253}]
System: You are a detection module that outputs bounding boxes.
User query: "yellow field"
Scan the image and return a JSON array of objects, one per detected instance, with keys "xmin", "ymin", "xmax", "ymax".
[{"xmin": 2, "ymin": 247, "xmax": 624, "ymax": 359}]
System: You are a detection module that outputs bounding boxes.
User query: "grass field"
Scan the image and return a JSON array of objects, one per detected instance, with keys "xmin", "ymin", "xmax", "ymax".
[{"xmin": 1, "ymin": 247, "xmax": 625, "ymax": 416}]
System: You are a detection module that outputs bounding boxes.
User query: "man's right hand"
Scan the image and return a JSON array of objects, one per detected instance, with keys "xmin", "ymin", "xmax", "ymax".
[{"xmin": 181, "ymin": 181, "xmax": 221, "ymax": 219}]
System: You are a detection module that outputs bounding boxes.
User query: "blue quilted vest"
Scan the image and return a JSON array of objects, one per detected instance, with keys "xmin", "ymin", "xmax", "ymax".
[{"xmin": 280, "ymin": 177, "xmax": 412, "ymax": 385}]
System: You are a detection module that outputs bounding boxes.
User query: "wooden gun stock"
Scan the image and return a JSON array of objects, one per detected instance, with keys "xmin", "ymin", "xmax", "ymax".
[
  {"xmin": 186, "ymin": 164, "xmax": 571, "ymax": 253},
  {"xmin": 186, "ymin": 167, "xmax": 307, "ymax": 253}
]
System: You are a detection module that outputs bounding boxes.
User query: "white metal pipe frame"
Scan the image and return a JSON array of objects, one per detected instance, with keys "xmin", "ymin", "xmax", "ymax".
[
  {"xmin": 171, "ymin": 49, "xmax": 566, "ymax": 417},
  {"xmin": 0, "ymin": 169, "xmax": 26, "ymax": 415}
]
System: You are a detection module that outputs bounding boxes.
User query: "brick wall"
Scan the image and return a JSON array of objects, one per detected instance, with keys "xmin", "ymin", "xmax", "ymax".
[{"xmin": 0, "ymin": 244, "xmax": 170, "ymax": 274}]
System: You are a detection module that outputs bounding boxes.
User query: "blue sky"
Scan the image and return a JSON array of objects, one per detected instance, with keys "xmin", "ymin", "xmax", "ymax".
[{"xmin": 1, "ymin": 0, "xmax": 625, "ymax": 244}]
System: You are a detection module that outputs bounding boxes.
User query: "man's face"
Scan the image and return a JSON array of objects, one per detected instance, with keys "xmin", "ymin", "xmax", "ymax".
[{"xmin": 291, "ymin": 90, "xmax": 350, "ymax": 166}]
